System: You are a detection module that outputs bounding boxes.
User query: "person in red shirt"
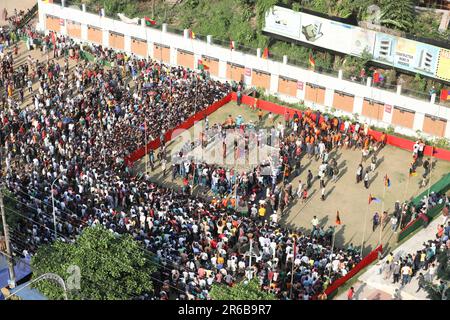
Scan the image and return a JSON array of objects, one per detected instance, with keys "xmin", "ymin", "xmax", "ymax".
[{"xmin": 347, "ymin": 287, "xmax": 355, "ymax": 300}]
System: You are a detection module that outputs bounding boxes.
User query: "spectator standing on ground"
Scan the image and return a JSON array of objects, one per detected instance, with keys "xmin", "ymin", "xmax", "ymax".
[
  {"xmin": 347, "ymin": 287, "xmax": 355, "ymax": 300},
  {"xmin": 373, "ymin": 212, "xmax": 380, "ymax": 231},
  {"xmin": 364, "ymin": 170, "xmax": 370, "ymax": 189}
]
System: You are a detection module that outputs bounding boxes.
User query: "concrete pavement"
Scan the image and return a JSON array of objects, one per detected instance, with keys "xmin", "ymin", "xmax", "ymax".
[{"xmin": 336, "ymin": 215, "xmax": 445, "ymax": 300}]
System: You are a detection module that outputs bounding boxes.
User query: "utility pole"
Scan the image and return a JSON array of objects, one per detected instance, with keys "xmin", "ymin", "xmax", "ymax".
[{"xmin": 0, "ymin": 191, "xmax": 16, "ymax": 289}]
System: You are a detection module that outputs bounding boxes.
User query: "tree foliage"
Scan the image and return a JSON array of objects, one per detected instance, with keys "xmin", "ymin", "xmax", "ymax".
[
  {"xmin": 379, "ymin": 0, "xmax": 416, "ymax": 32},
  {"xmin": 30, "ymin": 225, "xmax": 156, "ymax": 300},
  {"xmin": 209, "ymin": 278, "xmax": 276, "ymax": 300}
]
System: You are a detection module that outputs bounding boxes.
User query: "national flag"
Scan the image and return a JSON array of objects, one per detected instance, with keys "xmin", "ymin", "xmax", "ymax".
[
  {"xmin": 144, "ymin": 16, "xmax": 157, "ymax": 26},
  {"xmin": 51, "ymin": 31, "xmax": 56, "ymax": 46},
  {"xmin": 197, "ymin": 59, "xmax": 209, "ymax": 71},
  {"xmin": 230, "ymin": 40, "xmax": 235, "ymax": 51},
  {"xmin": 309, "ymin": 53, "xmax": 315, "ymax": 70},
  {"xmin": 262, "ymin": 47, "xmax": 269, "ymax": 59},
  {"xmin": 384, "ymin": 174, "xmax": 391, "ymax": 188},
  {"xmin": 335, "ymin": 211, "xmax": 341, "ymax": 225},
  {"xmin": 189, "ymin": 29, "xmax": 196, "ymax": 39},
  {"xmin": 440, "ymin": 89, "xmax": 450, "ymax": 101},
  {"xmin": 369, "ymin": 194, "xmax": 381, "ymax": 204}
]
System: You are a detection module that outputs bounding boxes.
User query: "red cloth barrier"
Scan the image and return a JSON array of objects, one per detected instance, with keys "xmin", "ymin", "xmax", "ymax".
[
  {"xmin": 322, "ymin": 245, "xmax": 382, "ymax": 297},
  {"xmin": 125, "ymin": 94, "xmax": 232, "ymax": 165},
  {"xmin": 231, "ymin": 94, "xmax": 450, "ymax": 162}
]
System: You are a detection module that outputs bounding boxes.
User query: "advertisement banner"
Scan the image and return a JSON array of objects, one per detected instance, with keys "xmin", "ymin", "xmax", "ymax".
[
  {"xmin": 394, "ymin": 38, "xmax": 440, "ymax": 76},
  {"xmin": 350, "ymin": 28, "xmax": 376, "ymax": 56},
  {"xmin": 373, "ymin": 33, "xmax": 396, "ymax": 64},
  {"xmin": 436, "ymin": 49, "xmax": 450, "ymax": 82},
  {"xmin": 263, "ymin": 5, "xmax": 447, "ymax": 82},
  {"xmin": 264, "ymin": 6, "xmax": 302, "ymax": 40}
]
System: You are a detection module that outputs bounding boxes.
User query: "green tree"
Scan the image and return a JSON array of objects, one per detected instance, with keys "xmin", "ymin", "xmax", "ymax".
[
  {"xmin": 31, "ymin": 225, "xmax": 156, "ymax": 300},
  {"xmin": 424, "ymin": 249, "xmax": 449, "ymax": 300},
  {"xmin": 379, "ymin": 0, "xmax": 416, "ymax": 32},
  {"xmin": 209, "ymin": 278, "xmax": 276, "ymax": 300}
]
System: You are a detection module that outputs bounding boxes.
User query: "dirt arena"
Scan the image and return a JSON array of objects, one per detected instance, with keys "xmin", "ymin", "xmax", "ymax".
[{"xmin": 136, "ymin": 102, "xmax": 450, "ymax": 256}]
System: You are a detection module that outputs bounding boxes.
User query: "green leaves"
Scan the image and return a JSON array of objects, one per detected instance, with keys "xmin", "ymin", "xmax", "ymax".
[
  {"xmin": 379, "ymin": 0, "xmax": 416, "ymax": 32},
  {"xmin": 210, "ymin": 278, "xmax": 276, "ymax": 300},
  {"xmin": 31, "ymin": 225, "xmax": 156, "ymax": 300}
]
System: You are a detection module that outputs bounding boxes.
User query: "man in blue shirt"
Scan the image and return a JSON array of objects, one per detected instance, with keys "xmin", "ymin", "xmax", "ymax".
[{"xmin": 235, "ymin": 115, "xmax": 244, "ymax": 127}]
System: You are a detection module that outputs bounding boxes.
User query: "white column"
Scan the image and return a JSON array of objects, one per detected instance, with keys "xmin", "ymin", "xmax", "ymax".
[
  {"xmin": 324, "ymin": 88, "xmax": 334, "ymax": 107},
  {"xmin": 430, "ymin": 93, "xmax": 436, "ymax": 104},
  {"xmin": 183, "ymin": 29, "xmax": 189, "ymax": 39},
  {"xmin": 382, "ymin": 105, "xmax": 393, "ymax": 125},
  {"xmin": 207, "ymin": 35, "xmax": 212, "ymax": 44},
  {"xmin": 256, "ymin": 48, "xmax": 261, "ymax": 58},
  {"xmin": 338, "ymin": 70, "xmax": 343, "ymax": 80},
  {"xmin": 162, "ymin": 23, "xmax": 167, "ymax": 33},
  {"xmin": 353, "ymin": 96, "xmax": 364, "ymax": 116},
  {"xmin": 102, "ymin": 29, "xmax": 109, "ymax": 48},
  {"xmin": 397, "ymin": 85, "xmax": 402, "ymax": 95},
  {"xmin": 37, "ymin": 0, "xmax": 46, "ymax": 32},
  {"xmin": 366, "ymin": 77, "xmax": 372, "ymax": 87},
  {"xmin": 124, "ymin": 35, "xmax": 132, "ymax": 54},
  {"xmin": 218, "ymin": 60, "xmax": 227, "ymax": 79},
  {"xmin": 297, "ymin": 81, "xmax": 306, "ymax": 102},
  {"xmin": 81, "ymin": 24, "xmax": 88, "ymax": 42},
  {"xmin": 445, "ymin": 120, "xmax": 450, "ymax": 139},
  {"xmin": 170, "ymin": 47, "xmax": 177, "ymax": 66},
  {"xmin": 269, "ymin": 73, "xmax": 279, "ymax": 94},
  {"xmin": 413, "ymin": 112, "xmax": 425, "ymax": 132},
  {"xmin": 283, "ymin": 55, "xmax": 288, "ymax": 64},
  {"xmin": 82, "ymin": 4, "xmax": 86, "ymax": 12}
]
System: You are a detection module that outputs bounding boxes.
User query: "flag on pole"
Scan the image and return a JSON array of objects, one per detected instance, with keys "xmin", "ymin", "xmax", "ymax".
[
  {"xmin": 197, "ymin": 59, "xmax": 209, "ymax": 71},
  {"xmin": 262, "ymin": 47, "xmax": 269, "ymax": 59},
  {"xmin": 189, "ymin": 29, "xmax": 196, "ymax": 39},
  {"xmin": 335, "ymin": 211, "xmax": 341, "ymax": 225},
  {"xmin": 309, "ymin": 53, "xmax": 315, "ymax": 70},
  {"xmin": 144, "ymin": 16, "xmax": 157, "ymax": 26},
  {"xmin": 51, "ymin": 31, "xmax": 56, "ymax": 47},
  {"xmin": 369, "ymin": 194, "xmax": 381, "ymax": 204},
  {"xmin": 230, "ymin": 40, "xmax": 235, "ymax": 51},
  {"xmin": 384, "ymin": 174, "xmax": 391, "ymax": 188},
  {"xmin": 440, "ymin": 89, "xmax": 450, "ymax": 101}
]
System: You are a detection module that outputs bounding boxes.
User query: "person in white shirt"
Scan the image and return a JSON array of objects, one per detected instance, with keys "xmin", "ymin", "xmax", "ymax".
[{"xmin": 311, "ymin": 216, "xmax": 319, "ymax": 228}]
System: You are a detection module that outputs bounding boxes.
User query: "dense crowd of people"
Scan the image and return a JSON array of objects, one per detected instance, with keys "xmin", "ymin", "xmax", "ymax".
[
  {"xmin": 381, "ymin": 222, "xmax": 449, "ymax": 295},
  {"xmin": 0, "ymin": 25, "xmax": 366, "ymax": 300},
  {"xmin": 0, "ymin": 18, "xmax": 447, "ymax": 301}
]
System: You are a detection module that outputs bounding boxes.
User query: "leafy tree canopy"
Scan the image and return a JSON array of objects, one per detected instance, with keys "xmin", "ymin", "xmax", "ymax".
[
  {"xmin": 209, "ymin": 278, "xmax": 276, "ymax": 300},
  {"xmin": 31, "ymin": 225, "xmax": 156, "ymax": 300}
]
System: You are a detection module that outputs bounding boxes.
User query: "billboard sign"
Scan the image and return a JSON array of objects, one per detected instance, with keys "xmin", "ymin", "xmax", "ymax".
[
  {"xmin": 263, "ymin": 5, "xmax": 448, "ymax": 82},
  {"xmin": 436, "ymin": 49, "xmax": 450, "ymax": 82}
]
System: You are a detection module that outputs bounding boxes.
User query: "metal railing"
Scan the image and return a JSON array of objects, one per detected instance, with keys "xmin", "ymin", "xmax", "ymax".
[{"xmin": 401, "ymin": 87, "xmax": 432, "ymax": 102}]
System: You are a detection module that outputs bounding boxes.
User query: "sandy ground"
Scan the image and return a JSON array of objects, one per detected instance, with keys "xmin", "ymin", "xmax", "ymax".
[{"xmin": 136, "ymin": 102, "xmax": 450, "ymax": 256}]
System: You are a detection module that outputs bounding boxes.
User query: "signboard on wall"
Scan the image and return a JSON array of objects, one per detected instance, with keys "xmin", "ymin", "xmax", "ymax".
[
  {"xmin": 436, "ymin": 49, "xmax": 450, "ymax": 82},
  {"xmin": 263, "ymin": 5, "xmax": 448, "ymax": 82},
  {"xmin": 297, "ymin": 81, "xmax": 304, "ymax": 90},
  {"xmin": 245, "ymin": 68, "xmax": 252, "ymax": 77},
  {"xmin": 264, "ymin": 6, "xmax": 354, "ymax": 55},
  {"xmin": 385, "ymin": 104, "xmax": 392, "ymax": 114}
]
